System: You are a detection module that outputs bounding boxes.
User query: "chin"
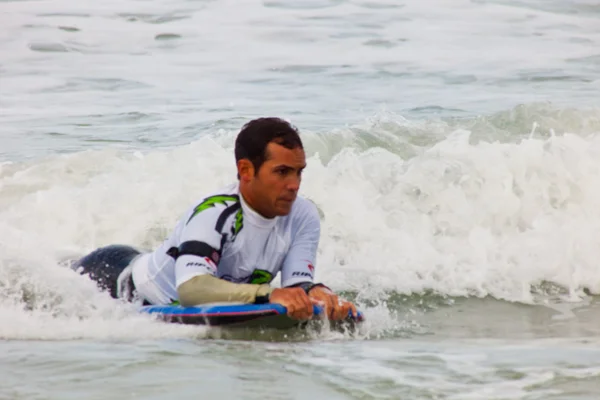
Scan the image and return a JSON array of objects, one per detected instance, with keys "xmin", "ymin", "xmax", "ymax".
[
  {"xmin": 275, "ymin": 208, "xmax": 292, "ymax": 217},
  {"xmin": 274, "ymin": 204, "xmax": 293, "ymax": 216}
]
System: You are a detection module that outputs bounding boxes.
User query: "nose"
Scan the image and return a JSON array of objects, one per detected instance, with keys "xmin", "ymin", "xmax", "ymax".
[{"xmin": 286, "ymin": 174, "xmax": 300, "ymax": 192}]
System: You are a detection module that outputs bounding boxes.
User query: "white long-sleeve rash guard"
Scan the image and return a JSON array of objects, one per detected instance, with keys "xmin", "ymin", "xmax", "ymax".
[{"xmin": 130, "ymin": 182, "xmax": 320, "ymax": 306}]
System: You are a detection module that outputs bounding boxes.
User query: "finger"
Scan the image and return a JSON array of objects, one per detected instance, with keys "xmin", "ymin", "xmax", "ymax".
[
  {"xmin": 335, "ymin": 299, "xmax": 352, "ymax": 320},
  {"xmin": 300, "ymin": 291, "xmax": 314, "ymax": 319},
  {"xmin": 327, "ymin": 294, "xmax": 338, "ymax": 320},
  {"xmin": 285, "ymin": 288, "xmax": 299, "ymax": 318},
  {"xmin": 310, "ymin": 298, "xmax": 325, "ymax": 306},
  {"xmin": 293, "ymin": 289, "xmax": 308, "ymax": 318},
  {"xmin": 285, "ymin": 298, "xmax": 297, "ymax": 318},
  {"xmin": 332, "ymin": 299, "xmax": 345, "ymax": 320},
  {"xmin": 321, "ymin": 293, "xmax": 333, "ymax": 319},
  {"xmin": 287, "ymin": 290, "xmax": 301, "ymax": 319},
  {"xmin": 303, "ymin": 292, "xmax": 314, "ymax": 318},
  {"xmin": 340, "ymin": 302, "xmax": 352, "ymax": 320},
  {"xmin": 292, "ymin": 290, "xmax": 312, "ymax": 320},
  {"xmin": 309, "ymin": 298, "xmax": 326, "ymax": 319}
]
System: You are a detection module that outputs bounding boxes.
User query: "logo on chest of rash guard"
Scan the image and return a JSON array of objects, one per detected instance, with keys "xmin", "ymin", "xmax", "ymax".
[{"xmin": 221, "ymin": 269, "xmax": 273, "ymax": 284}]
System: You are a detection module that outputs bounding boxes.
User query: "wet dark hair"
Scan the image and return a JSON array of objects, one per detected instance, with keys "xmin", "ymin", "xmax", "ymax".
[{"xmin": 235, "ymin": 117, "xmax": 303, "ymax": 177}]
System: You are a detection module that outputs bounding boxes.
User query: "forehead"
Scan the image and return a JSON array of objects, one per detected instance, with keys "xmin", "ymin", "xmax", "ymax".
[{"xmin": 265, "ymin": 142, "xmax": 305, "ymax": 166}]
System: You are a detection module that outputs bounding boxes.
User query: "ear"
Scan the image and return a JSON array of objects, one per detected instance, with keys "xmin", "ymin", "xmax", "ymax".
[{"xmin": 237, "ymin": 159, "xmax": 254, "ymax": 182}]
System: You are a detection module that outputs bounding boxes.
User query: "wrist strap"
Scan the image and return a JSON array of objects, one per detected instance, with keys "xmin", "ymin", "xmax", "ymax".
[
  {"xmin": 254, "ymin": 293, "xmax": 270, "ymax": 304},
  {"xmin": 290, "ymin": 282, "xmax": 330, "ymax": 294},
  {"xmin": 254, "ymin": 285, "xmax": 273, "ymax": 304}
]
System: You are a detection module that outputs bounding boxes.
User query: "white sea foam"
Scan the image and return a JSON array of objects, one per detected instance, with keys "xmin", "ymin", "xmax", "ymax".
[{"xmin": 3, "ymin": 105, "xmax": 600, "ymax": 339}]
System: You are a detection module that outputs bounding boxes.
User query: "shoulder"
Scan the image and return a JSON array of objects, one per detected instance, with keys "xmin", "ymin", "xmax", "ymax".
[
  {"xmin": 288, "ymin": 196, "xmax": 321, "ymax": 227},
  {"xmin": 185, "ymin": 184, "xmax": 240, "ymax": 224}
]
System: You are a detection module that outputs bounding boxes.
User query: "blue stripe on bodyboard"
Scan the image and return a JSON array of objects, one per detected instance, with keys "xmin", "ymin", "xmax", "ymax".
[
  {"xmin": 140, "ymin": 303, "xmax": 287, "ymax": 316},
  {"xmin": 139, "ymin": 303, "xmax": 363, "ymax": 322}
]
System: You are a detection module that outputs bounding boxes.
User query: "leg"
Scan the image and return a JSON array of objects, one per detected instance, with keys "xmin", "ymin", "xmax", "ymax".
[{"xmin": 73, "ymin": 245, "xmax": 141, "ymax": 299}]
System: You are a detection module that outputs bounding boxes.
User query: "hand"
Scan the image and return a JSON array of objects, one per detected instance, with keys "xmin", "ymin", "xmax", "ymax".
[
  {"xmin": 308, "ymin": 285, "xmax": 358, "ymax": 320},
  {"xmin": 269, "ymin": 287, "xmax": 315, "ymax": 320}
]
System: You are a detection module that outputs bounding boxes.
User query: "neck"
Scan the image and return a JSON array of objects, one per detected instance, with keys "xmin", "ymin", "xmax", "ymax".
[{"xmin": 239, "ymin": 182, "xmax": 275, "ymax": 219}]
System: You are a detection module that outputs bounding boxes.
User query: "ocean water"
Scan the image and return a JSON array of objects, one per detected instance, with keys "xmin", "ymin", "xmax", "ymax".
[{"xmin": 2, "ymin": 0, "xmax": 600, "ymax": 398}]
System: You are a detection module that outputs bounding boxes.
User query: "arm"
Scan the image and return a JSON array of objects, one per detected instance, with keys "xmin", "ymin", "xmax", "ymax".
[
  {"xmin": 280, "ymin": 201, "xmax": 321, "ymax": 288},
  {"xmin": 280, "ymin": 201, "xmax": 357, "ymax": 320},
  {"xmin": 173, "ymin": 204, "xmax": 272, "ymax": 307},
  {"xmin": 178, "ymin": 275, "xmax": 272, "ymax": 306}
]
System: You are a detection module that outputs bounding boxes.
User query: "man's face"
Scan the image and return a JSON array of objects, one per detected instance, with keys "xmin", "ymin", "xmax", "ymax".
[{"xmin": 246, "ymin": 142, "xmax": 306, "ymax": 218}]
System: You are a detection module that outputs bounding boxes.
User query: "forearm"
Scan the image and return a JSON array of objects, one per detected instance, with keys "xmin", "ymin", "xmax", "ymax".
[{"xmin": 177, "ymin": 274, "xmax": 273, "ymax": 307}]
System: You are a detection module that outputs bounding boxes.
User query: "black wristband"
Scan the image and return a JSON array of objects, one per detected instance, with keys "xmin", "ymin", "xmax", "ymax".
[
  {"xmin": 254, "ymin": 292, "xmax": 270, "ymax": 304},
  {"xmin": 290, "ymin": 282, "xmax": 330, "ymax": 294}
]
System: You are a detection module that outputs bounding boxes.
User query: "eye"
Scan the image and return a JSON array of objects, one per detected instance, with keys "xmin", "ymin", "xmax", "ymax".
[{"xmin": 275, "ymin": 168, "xmax": 288, "ymax": 176}]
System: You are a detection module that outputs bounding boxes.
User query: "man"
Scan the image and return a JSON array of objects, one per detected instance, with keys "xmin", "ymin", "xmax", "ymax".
[{"xmin": 75, "ymin": 117, "xmax": 357, "ymax": 321}]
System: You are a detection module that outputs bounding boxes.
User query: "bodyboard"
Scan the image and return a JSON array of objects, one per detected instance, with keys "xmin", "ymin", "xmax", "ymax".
[{"xmin": 139, "ymin": 303, "xmax": 364, "ymax": 329}]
